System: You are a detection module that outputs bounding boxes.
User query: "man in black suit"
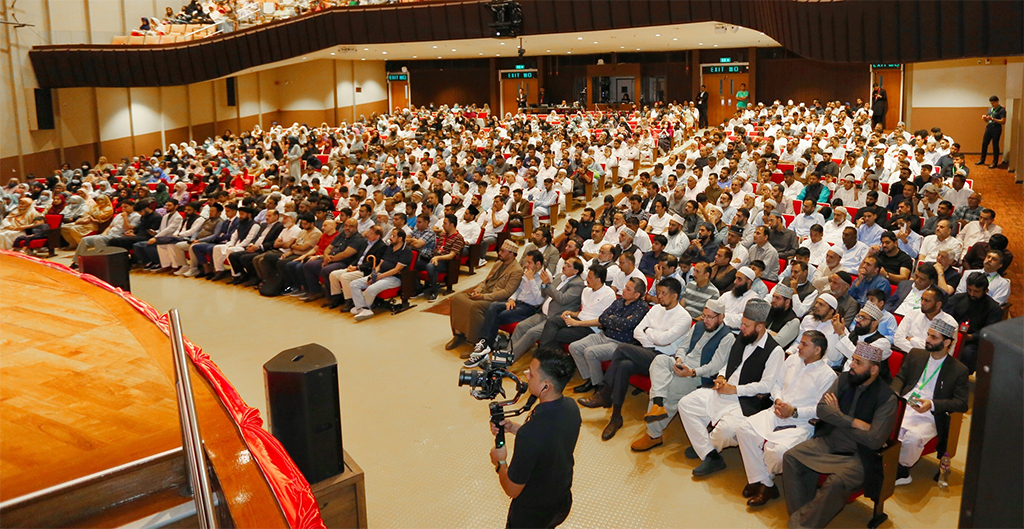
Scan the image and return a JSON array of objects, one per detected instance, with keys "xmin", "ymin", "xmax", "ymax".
[
  {"xmin": 328, "ymin": 225, "xmax": 387, "ymax": 312},
  {"xmin": 229, "ymin": 208, "xmax": 284, "ymax": 286},
  {"xmin": 871, "ymin": 83, "xmax": 888, "ymax": 130},
  {"xmin": 890, "ymin": 319, "xmax": 969, "ymax": 486},
  {"xmin": 696, "ymin": 85, "xmax": 710, "ymax": 129}
]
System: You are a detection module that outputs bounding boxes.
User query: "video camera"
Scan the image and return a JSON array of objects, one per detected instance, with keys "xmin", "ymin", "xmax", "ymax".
[{"xmin": 458, "ymin": 345, "xmax": 536, "ymax": 448}]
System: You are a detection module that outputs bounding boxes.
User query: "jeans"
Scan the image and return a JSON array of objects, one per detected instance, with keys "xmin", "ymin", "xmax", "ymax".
[{"xmin": 479, "ymin": 301, "xmax": 539, "ymax": 346}]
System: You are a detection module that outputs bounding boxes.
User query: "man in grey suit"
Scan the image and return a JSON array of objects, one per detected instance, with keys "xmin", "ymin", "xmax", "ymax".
[
  {"xmin": 503, "ymin": 257, "xmax": 587, "ymax": 361},
  {"xmin": 522, "ymin": 227, "xmax": 561, "ymax": 275}
]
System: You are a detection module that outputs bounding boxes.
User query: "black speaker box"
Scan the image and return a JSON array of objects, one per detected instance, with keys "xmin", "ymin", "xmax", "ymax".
[
  {"xmin": 264, "ymin": 344, "xmax": 343, "ymax": 485},
  {"xmin": 959, "ymin": 318, "xmax": 1023, "ymax": 528},
  {"xmin": 226, "ymin": 77, "xmax": 237, "ymax": 107},
  {"xmin": 34, "ymin": 88, "xmax": 55, "ymax": 130}
]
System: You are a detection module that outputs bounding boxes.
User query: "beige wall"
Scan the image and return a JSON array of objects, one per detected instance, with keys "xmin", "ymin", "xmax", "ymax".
[{"xmin": 906, "ymin": 57, "xmax": 1023, "ymax": 156}]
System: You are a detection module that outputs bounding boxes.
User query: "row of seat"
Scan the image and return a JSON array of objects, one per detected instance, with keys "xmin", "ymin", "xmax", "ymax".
[{"xmin": 111, "ymin": 24, "xmax": 216, "ymax": 45}]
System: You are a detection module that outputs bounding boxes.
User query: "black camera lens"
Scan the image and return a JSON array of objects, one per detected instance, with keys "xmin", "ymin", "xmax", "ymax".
[{"xmin": 458, "ymin": 369, "xmax": 482, "ymax": 387}]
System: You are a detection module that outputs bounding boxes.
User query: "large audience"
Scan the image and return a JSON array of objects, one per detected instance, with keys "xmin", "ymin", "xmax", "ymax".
[{"xmin": 1, "ymin": 95, "xmax": 1009, "ymax": 525}]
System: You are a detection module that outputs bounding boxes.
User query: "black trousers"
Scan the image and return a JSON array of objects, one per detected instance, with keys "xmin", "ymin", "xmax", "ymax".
[
  {"xmin": 506, "ymin": 492, "xmax": 572, "ymax": 529},
  {"xmin": 697, "ymin": 105, "xmax": 708, "ymax": 128},
  {"xmin": 602, "ymin": 344, "xmax": 658, "ymax": 409},
  {"xmin": 228, "ymin": 250, "xmax": 259, "ymax": 278},
  {"xmin": 538, "ymin": 315, "xmax": 593, "ymax": 349},
  {"xmin": 871, "ymin": 109, "xmax": 886, "ymax": 129},
  {"xmin": 980, "ymin": 127, "xmax": 1002, "ymax": 163}
]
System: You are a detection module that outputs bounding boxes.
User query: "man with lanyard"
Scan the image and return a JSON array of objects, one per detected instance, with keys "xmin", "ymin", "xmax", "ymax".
[
  {"xmin": 890, "ymin": 319, "xmax": 969, "ymax": 486},
  {"xmin": 976, "ymin": 95, "xmax": 1006, "ymax": 169},
  {"xmin": 735, "ymin": 83, "xmax": 750, "ymax": 111},
  {"xmin": 782, "ymin": 343, "xmax": 898, "ymax": 528},
  {"xmin": 489, "ymin": 347, "xmax": 580, "ymax": 529}
]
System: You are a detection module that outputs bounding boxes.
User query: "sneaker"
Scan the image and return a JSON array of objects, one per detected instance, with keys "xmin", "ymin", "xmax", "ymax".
[
  {"xmin": 895, "ymin": 475, "xmax": 913, "ymax": 487},
  {"xmin": 354, "ymin": 309, "xmax": 374, "ymax": 321},
  {"xmin": 463, "ymin": 346, "xmax": 491, "ymax": 368},
  {"xmin": 183, "ymin": 269, "xmax": 198, "ymax": 277},
  {"xmin": 350, "ymin": 306, "xmax": 363, "ymax": 314},
  {"xmin": 478, "ymin": 258, "xmax": 487, "ymax": 268},
  {"xmin": 427, "ymin": 291, "xmax": 438, "ymax": 302},
  {"xmin": 173, "ymin": 267, "xmax": 188, "ymax": 276},
  {"xmin": 471, "ymin": 339, "xmax": 489, "ymax": 355}
]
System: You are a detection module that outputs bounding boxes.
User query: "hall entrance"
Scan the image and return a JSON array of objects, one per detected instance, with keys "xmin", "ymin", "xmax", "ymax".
[
  {"xmin": 387, "ymin": 72, "xmax": 410, "ymax": 112},
  {"xmin": 870, "ymin": 64, "xmax": 904, "ymax": 131},
  {"xmin": 498, "ymin": 70, "xmax": 538, "ymax": 115},
  {"xmin": 701, "ymin": 63, "xmax": 750, "ymax": 127}
]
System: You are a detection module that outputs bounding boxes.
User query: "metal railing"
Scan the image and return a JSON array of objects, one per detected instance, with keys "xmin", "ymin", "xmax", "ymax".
[{"xmin": 169, "ymin": 308, "xmax": 218, "ymax": 529}]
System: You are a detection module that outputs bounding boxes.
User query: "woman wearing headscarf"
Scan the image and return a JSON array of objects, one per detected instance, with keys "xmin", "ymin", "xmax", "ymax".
[
  {"xmin": 35, "ymin": 190, "xmax": 53, "ymax": 211},
  {"xmin": 62, "ymin": 195, "xmax": 89, "ymax": 223},
  {"xmin": 0, "ymin": 198, "xmax": 43, "ymax": 250},
  {"xmin": 47, "ymin": 192, "xmax": 68, "ymax": 216},
  {"xmin": 171, "ymin": 181, "xmax": 190, "ymax": 205},
  {"xmin": 62, "ymin": 194, "xmax": 113, "ymax": 247},
  {"xmin": 152, "ymin": 182, "xmax": 171, "ymax": 205},
  {"xmin": 286, "ymin": 136, "xmax": 303, "ymax": 180}
]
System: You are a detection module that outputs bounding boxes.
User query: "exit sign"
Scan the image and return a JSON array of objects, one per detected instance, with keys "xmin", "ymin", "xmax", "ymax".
[
  {"xmin": 871, "ymin": 63, "xmax": 901, "ymax": 69},
  {"xmin": 719, "ymin": 57, "xmax": 733, "ymax": 63},
  {"xmin": 515, "ymin": 64, "xmax": 526, "ymax": 70},
  {"xmin": 387, "ymin": 73, "xmax": 408, "ymax": 82}
]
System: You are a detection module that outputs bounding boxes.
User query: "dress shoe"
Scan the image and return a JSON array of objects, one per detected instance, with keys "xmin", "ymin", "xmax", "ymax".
[
  {"xmin": 209, "ymin": 271, "xmax": 229, "ymax": 281},
  {"xmin": 692, "ymin": 452, "xmax": 726, "ymax": 477},
  {"xmin": 746, "ymin": 485, "xmax": 779, "ymax": 507},
  {"xmin": 630, "ymin": 433, "xmax": 663, "ymax": 452},
  {"xmin": 684, "ymin": 446, "xmax": 699, "ymax": 459},
  {"xmin": 243, "ymin": 277, "xmax": 261, "ymax": 287},
  {"xmin": 322, "ymin": 298, "xmax": 343, "ymax": 309},
  {"xmin": 230, "ymin": 275, "xmax": 247, "ymax": 285},
  {"xmin": 445, "ymin": 335, "xmax": 466, "ymax": 351},
  {"xmin": 742, "ymin": 482, "xmax": 763, "ymax": 498},
  {"xmin": 974, "ymin": 161, "xmax": 986, "ymax": 166},
  {"xmin": 577, "ymin": 387, "xmax": 611, "ymax": 408},
  {"xmin": 303, "ymin": 292, "xmax": 324, "ymax": 303},
  {"xmin": 338, "ymin": 300, "xmax": 355, "ymax": 313},
  {"xmin": 989, "ymin": 164, "xmax": 999, "ymax": 169},
  {"xmin": 572, "ymin": 380, "xmax": 594, "ymax": 393},
  {"xmin": 644, "ymin": 404, "xmax": 669, "ymax": 423},
  {"xmin": 601, "ymin": 416, "xmax": 623, "ymax": 441}
]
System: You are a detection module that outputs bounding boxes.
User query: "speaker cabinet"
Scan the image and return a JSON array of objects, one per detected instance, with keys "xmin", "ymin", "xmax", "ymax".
[
  {"xmin": 959, "ymin": 318, "xmax": 1023, "ymax": 528},
  {"xmin": 226, "ymin": 77, "xmax": 237, "ymax": 107},
  {"xmin": 264, "ymin": 344, "xmax": 343, "ymax": 485}
]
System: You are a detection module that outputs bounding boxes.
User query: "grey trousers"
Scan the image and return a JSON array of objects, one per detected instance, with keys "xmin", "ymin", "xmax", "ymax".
[
  {"xmin": 783, "ymin": 437, "xmax": 865, "ymax": 529},
  {"xmin": 567, "ymin": 333, "xmax": 621, "ymax": 385},
  {"xmin": 645, "ymin": 354, "xmax": 702, "ymax": 438},
  {"xmin": 510, "ymin": 313, "xmax": 548, "ymax": 360}
]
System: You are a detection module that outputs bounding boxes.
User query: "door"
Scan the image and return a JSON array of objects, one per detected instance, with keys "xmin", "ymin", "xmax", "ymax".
[
  {"xmin": 703, "ymin": 73, "xmax": 749, "ymax": 128},
  {"xmin": 871, "ymin": 68, "xmax": 903, "ymax": 131},
  {"xmin": 500, "ymin": 77, "xmax": 538, "ymax": 115},
  {"xmin": 388, "ymin": 79, "xmax": 409, "ymax": 112}
]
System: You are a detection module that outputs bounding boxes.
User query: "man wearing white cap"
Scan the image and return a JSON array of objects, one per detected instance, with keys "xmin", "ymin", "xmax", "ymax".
[
  {"xmin": 822, "ymin": 207, "xmax": 854, "ymax": 246},
  {"xmin": 678, "ymin": 299, "xmax": 785, "ymax": 477},
  {"xmin": 891, "ymin": 318, "xmax": 969, "ymax": 486},
  {"xmin": 831, "ymin": 303, "xmax": 893, "ymax": 373},
  {"xmin": 812, "ymin": 246, "xmax": 845, "ymax": 293},
  {"xmin": 735, "ymin": 329, "xmax": 837, "ymax": 506},
  {"xmin": 894, "ymin": 286, "xmax": 958, "ymax": 353},
  {"xmin": 786, "ymin": 293, "xmax": 841, "ymax": 357},
  {"xmin": 720, "ymin": 266, "xmax": 760, "ymax": 330},
  {"xmin": 782, "ymin": 342, "xmax": 899, "ymax": 529},
  {"xmin": 631, "ymin": 299, "xmax": 735, "ymax": 452},
  {"xmin": 663, "ymin": 214, "xmax": 690, "ymax": 258}
]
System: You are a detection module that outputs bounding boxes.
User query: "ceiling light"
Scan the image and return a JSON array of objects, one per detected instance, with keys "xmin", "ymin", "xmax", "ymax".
[
  {"xmin": 713, "ymin": 44, "xmax": 718, "ymax": 47},
  {"xmin": 382, "ymin": 51, "xmax": 387, "ymax": 55},
  {"xmin": 698, "ymin": 42, "xmax": 704, "ymax": 45},
  {"xmin": 451, "ymin": 49, "xmax": 457, "ymax": 52},
  {"xmin": 672, "ymin": 38, "xmax": 678, "ymax": 41},
  {"xmin": 567, "ymin": 51, "xmax": 572, "ymax": 54},
  {"xmin": 654, "ymin": 34, "xmax": 661, "ymax": 37},
  {"xmin": 432, "ymin": 45, "xmax": 438, "ymax": 48},
  {"xmin": 361, "ymin": 58, "xmax": 365, "ymax": 61},
  {"xmin": 302, "ymin": 57, "xmax": 306, "ymax": 60},
  {"xmin": 546, "ymin": 49, "xmax": 551, "ymax": 52},
  {"xmin": 577, "ymin": 37, "xmax": 583, "ymax": 40},
  {"xmin": 412, "ymin": 56, "xmax": 417, "ymax": 58},
  {"xmin": 593, "ymin": 42, "xmax": 598, "ymax": 44},
  {"xmin": 620, "ymin": 46, "xmax": 625, "ymax": 49},
  {"xmin": 479, "ymin": 52, "xmax": 483, "ymax": 55},
  {"xmin": 500, "ymin": 42, "xmax": 505, "ymax": 45},
  {"xmin": 636, "ymin": 48, "xmax": 641, "ymax": 51},
  {"xmin": 437, "ymin": 56, "xmax": 442, "ymax": 59}
]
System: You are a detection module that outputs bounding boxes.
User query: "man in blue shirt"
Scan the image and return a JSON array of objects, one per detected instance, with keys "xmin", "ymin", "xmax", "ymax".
[{"xmin": 848, "ymin": 255, "xmax": 891, "ymax": 305}]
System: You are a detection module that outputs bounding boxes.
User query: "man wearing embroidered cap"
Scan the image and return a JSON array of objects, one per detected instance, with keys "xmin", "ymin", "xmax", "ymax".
[
  {"xmin": 446, "ymin": 239, "xmax": 524, "ymax": 352},
  {"xmin": 765, "ymin": 284, "xmax": 801, "ymax": 349},
  {"xmin": 831, "ymin": 302, "xmax": 894, "ymax": 378},
  {"xmin": 782, "ymin": 341, "xmax": 899, "ymax": 528},
  {"xmin": 890, "ymin": 318, "xmax": 969, "ymax": 486},
  {"xmin": 678, "ymin": 298, "xmax": 786, "ymax": 477}
]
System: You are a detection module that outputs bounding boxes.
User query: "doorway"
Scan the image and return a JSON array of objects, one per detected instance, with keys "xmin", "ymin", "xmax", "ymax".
[
  {"xmin": 871, "ymin": 66, "xmax": 903, "ymax": 131},
  {"xmin": 702, "ymin": 72, "xmax": 750, "ymax": 128},
  {"xmin": 388, "ymin": 78, "xmax": 409, "ymax": 112}
]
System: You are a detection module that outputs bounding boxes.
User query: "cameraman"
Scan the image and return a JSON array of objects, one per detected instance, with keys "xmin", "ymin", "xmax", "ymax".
[{"xmin": 489, "ymin": 347, "xmax": 581, "ymax": 528}]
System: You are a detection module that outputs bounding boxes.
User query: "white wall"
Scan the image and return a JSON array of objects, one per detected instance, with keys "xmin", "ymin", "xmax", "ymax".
[{"xmin": 910, "ymin": 58, "xmax": 1019, "ymax": 107}]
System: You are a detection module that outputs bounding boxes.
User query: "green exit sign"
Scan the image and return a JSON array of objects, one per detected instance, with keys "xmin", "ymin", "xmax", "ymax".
[
  {"xmin": 515, "ymin": 64, "xmax": 526, "ymax": 70},
  {"xmin": 871, "ymin": 63, "xmax": 901, "ymax": 69},
  {"xmin": 387, "ymin": 73, "xmax": 408, "ymax": 82},
  {"xmin": 720, "ymin": 57, "xmax": 732, "ymax": 63}
]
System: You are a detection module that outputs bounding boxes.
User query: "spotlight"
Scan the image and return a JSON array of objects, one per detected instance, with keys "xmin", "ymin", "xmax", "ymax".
[{"xmin": 488, "ymin": 1, "xmax": 523, "ymax": 39}]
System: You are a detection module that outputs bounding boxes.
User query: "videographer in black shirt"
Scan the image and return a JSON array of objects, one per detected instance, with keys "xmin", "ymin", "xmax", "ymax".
[{"xmin": 489, "ymin": 347, "xmax": 581, "ymax": 528}]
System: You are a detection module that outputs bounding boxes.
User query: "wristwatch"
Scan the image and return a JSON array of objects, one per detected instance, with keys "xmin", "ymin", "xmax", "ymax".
[
  {"xmin": 495, "ymin": 460, "xmax": 507, "ymax": 473},
  {"xmin": 792, "ymin": 408, "xmax": 799, "ymax": 419}
]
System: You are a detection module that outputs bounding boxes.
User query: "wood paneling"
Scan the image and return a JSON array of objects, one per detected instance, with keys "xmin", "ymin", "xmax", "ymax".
[
  {"xmin": 756, "ymin": 56, "xmax": 870, "ymax": 107},
  {"xmin": 410, "ymin": 67, "xmax": 491, "ymax": 108},
  {"xmin": 29, "ymin": 1, "xmax": 1024, "ymax": 89},
  {"xmin": 910, "ymin": 107, "xmax": 991, "ymax": 154}
]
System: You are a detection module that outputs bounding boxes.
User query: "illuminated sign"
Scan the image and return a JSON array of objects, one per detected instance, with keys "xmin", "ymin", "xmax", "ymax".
[
  {"xmin": 719, "ymin": 57, "xmax": 733, "ymax": 63},
  {"xmin": 515, "ymin": 64, "xmax": 526, "ymax": 70},
  {"xmin": 871, "ymin": 63, "xmax": 901, "ymax": 69},
  {"xmin": 387, "ymin": 73, "xmax": 408, "ymax": 82},
  {"xmin": 702, "ymin": 65, "xmax": 749, "ymax": 74},
  {"xmin": 501, "ymin": 71, "xmax": 537, "ymax": 79}
]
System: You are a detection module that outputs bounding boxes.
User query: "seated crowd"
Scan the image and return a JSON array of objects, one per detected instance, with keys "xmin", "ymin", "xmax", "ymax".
[{"xmin": 0, "ymin": 96, "xmax": 1007, "ymax": 526}]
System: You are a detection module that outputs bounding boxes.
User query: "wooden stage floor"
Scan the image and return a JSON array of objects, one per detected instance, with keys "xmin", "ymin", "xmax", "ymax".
[{"xmin": 0, "ymin": 253, "xmax": 290, "ymax": 527}]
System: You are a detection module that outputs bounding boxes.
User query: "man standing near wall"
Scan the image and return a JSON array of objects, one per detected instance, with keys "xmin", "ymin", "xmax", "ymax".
[
  {"xmin": 696, "ymin": 85, "xmax": 709, "ymax": 129},
  {"xmin": 976, "ymin": 95, "xmax": 1006, "ymax": 169},
  {"xmin": 871, "ymin": 83, "xmax": 888, "ymax": 130}
]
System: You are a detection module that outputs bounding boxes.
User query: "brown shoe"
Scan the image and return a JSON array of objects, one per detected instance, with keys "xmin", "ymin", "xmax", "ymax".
[
  {"xmin": 644, "ymin": 404, "xmax": 669, "ymax": 423},
  {"xmin": 742, "ymin": 482, "xmax": 763, "ymax": 498},
  {"xmin": 630, "ymin": 433, "xmax": 663, "ymax": 452},
  {"xmin": 746, "ymin": 484, "xmax": 779, "ymax": 507},
  {"xmin": 601, "ymin": 416, "xmax": 623, "ymax": 441},
  {"xmin": 577, "ymin": 387, "xmax": 611, "ymax": 408},
  {"xmin": 445, "ymin": 335, "xmax": 466, "ymax": 351}
]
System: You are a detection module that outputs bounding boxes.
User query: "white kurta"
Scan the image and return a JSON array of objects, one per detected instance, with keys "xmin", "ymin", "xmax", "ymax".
[{"xmin": 898, "ymin": 355, "xmax": 944, "ymax": 467}]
